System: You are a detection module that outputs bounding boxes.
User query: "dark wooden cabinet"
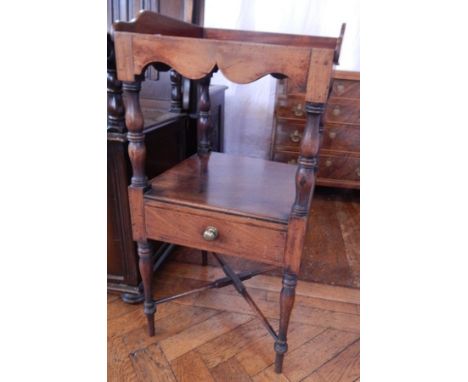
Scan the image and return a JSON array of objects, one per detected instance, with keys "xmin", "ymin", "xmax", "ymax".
[{"xmin": 107, "ymin": 112, "xmax": 187, "ymax": 299}]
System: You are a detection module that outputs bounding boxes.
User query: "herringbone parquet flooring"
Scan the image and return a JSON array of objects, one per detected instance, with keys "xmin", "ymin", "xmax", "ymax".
[{"xmin": 108, "ymin": 261, "xmax": 360, "ymax": 381}]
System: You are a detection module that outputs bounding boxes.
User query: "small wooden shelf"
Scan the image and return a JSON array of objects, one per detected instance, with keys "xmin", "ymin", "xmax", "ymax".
[{"xmin": 145, "ymin": 152, "xmax": 296, "ymax": 225}]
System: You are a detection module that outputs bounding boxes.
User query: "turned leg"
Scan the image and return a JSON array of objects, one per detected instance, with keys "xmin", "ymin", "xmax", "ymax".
[
  {"xmin": 138, "ymin": 241, "xmax": 156, "ymax": 336},
  {"xmin": 201, "ymin": 250, "xmax": 208, "ymax": 266},
  {"xmin": 274, "ymin": 271, "xmax": 297, "ymax": 373}
]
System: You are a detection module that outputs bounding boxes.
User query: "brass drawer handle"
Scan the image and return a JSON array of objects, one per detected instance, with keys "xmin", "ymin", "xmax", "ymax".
[
  {"xmin": 292, "ymin": 103, "xmax": 304, "ymax": 117},
  {"xmin": 289, "ymin": 130, "xmax": 302, "ymax": 143},
  {"xmin": 328, "ymin": 131, "xmax": 336, "ymax": 139},
  {"xmin": 335, "ymin": 83, "xmax": 345, "ymax": 94},
  {"xmin": 287, "ymin": 158, "xmax": 297, "ymax": 165},
  {"xmin": 203, "ymin": 226, "xmax": 218, "ymax": 241},
  {"xmin": 356, "ymin": 168, "xmax": 360, "ymax": 177},
  {"xmin": 325, "ymin": 159, "xmax": 333, "ymax": 167},
  {"xmin": 332, "ymin": 106, "xmax": 341, "ymax": 116}
]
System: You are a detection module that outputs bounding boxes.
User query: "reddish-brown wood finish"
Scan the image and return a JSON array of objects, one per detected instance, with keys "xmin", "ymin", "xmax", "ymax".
[
  {"xmin": 113, "ymin": 11, "xmax": 341, "ymax": 374},
  {"xmin": 114, "ymin": 13, "xmax": 338, "ymax": 101},
  {"xmin": 122, "ymin": 77, "xmax": 156, "ymax": 331},
  {"xmin": 144, "ymin": 199, "xmax": 287, "ymax": 266},
  {"xmin": 145, "ymin": 152, "xmax": 296, "ymax": 224},
  {"xmin": 271, "ymin": 70, "xmax": 360, "ymax": 189},
  {"xmin": 273, "ymin": 120, "xmax": 359, "ymax": 153}
]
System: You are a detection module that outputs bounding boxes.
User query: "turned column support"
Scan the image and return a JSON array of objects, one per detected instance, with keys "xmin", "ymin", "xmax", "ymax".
[
  {"xmin": 123, "ymin": 76, "xmax": 155, "ymax": 336},
  {"xmin": 291, "ymin": 102, "xmax": 326, "ymax": 218},
  {"xmin": 197, "ymin": 74, "xmax": 212, "ymax": 155},
  {"xmin": 107, "ymin": 35, "xmax": 125, "ymax": 134},
  {"xmin": 123, "ymin": 78, "xmax": 147, "ymax": 189},
  {"xmin": 169, "ymin": 69, "xmax": 183, "ymax": 113},
  {"xmin": 278, "ymin": 102, "xmax": 326, "ymax": 374}
]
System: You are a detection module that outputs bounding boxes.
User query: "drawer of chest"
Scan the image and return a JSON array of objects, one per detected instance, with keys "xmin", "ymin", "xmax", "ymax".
[
  {"xmin": 276, "ymin": 95, "xmax": 360, "ymax": 125},
  {"xmin": 274, "ymin": 120, "xmax": 359, "ymax": 153},
  {"xmin": 324, "ymin": 98, "xmax": 360, "ymax": 125},
  {"xmin": 276, "ymin": 94, "xmax": 308, "ymax": 120},
  {"xmin": 318, "ymin": 152, "xmax": 360, "ymax": 181},
  {"xmin": 272, "ymin": 151, "xmax": 301, "ymax": 165},
  {"xmin": 273, "ymin": 151, "xmax": 360, "ymax": 182},
  {"xmin": 322, "ymin": 123, "xmax": 360, "ymax": 152},
  {"xmin": 144, "ymin": 201, "xmax": 286, "ymax": 266},
  {"xmin": 330, "ymin": 79, "xmax": 360, "ymax": 99},
  {"xmin": 273, "ymin": 120, "xmax": 305, "ymax": 150}
]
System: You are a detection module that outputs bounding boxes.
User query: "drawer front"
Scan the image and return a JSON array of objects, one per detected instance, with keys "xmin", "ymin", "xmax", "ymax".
[
  {"xmin": 322, "ymin": 123, "xmax": 360, "ymax": 152},
  {"xmin": 272, "ymin": 151, "xmax": 300, "ymax": 166},
  {"xmin": 274, "ymin": 120, "xmax": 359, "ymax": 153},
  {"xmin": 276, "ymin": 95, "xmax": 360, "ymax": 125},
  {"xmin": 324, "ymin": 98, "xmax": 360, "ymax": 125},
  {"xmin": 318, "ymin": 153, "xmax": 360, "ymax": 182},
  {"xmin": 273, "ymin": 151, "xmax": 360, "ymax": 182},
  {"xmin": 144, "ymin": 202, "xmax": 287, "ymax": 266},
  {"xmin": 276, "ymin": 94, "xmax": 307, "ymax": 120},
  {"xmin": 330, "ymin": 79, "xmax": 360, "ymax": 99},
  {"xmin": 273, "ymin": 120, "xmax": 305, "ymax": 150}
]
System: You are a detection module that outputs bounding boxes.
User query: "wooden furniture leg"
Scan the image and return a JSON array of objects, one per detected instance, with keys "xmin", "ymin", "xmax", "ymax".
[
  {"xmin": 274, "ymin": 271, "xmax": 297, "ymax": 373},
  {"xmin": 138, "ymin": 241, "xmax": 156, "ymax": 336},
  {"xmin": 123, "ymin": 77, "xmax": 156, "ymax": 335}
]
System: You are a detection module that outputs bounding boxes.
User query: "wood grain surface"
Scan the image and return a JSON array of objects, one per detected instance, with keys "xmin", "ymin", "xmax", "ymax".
[{"xmin": 108, "ymin": 261, "xmax": 360, "ymax": 381}]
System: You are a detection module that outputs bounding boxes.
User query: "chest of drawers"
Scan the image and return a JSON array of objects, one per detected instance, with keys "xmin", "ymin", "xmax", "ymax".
[{"xmin": 270, "ymin": 70, "xmax": 360, "ymax": 189}]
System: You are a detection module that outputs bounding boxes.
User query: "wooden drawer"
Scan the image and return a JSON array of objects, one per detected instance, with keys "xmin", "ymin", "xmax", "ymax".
[
  {"xmin": 277, "ymin": 72, "xmax": 359, "ymax": 100},
  {"xmin": 318, "ymin": 152, "xmax": 360, "ymax": 182},
  {"xmin": 144, "ymin": 200, "xmax": 287, "ymax": 266},
  {"xmin": 324, "ymin": 98, "xmax": 360, "ymax": 125},
  {"xmin": 276, "ymin": 94, "xmax": 307, "ymax": 121},
  {"xmin": 322, "ymin": 123, "xmax": 359, "ymax": 152},
  {"xmin": 330, "ymin": 79, "xmax": 360, "ymax": 99},
  {"xmin": 272, "ymin": 151, "xmax": 301, "ymax": 165},
  {"xmin": 273, "ymin": 151, "xmax": 360, "ymax": 184},
  {"xmin": 273, "ymin": 120, "xmax": 359, "ymax": 153},
  {"xmin": 273, "ymin": 119, "xmax": 305, "ymax": 150},
  {"xmin": 276, "ymin": 95, "xmax": 360, "ymax": 126}
]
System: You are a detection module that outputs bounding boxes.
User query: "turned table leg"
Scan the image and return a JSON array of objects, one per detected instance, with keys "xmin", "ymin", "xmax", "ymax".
[
  {"xmin": 123, "ymin": 77, "xmax": 154, "ymax": 336},
  {"xmin": 274, "ymin": 271, "xmax": 297, "ymax": 373},
  {"xmin": 138, "ymin": 241, "xmax": 156, "ymax": 336}
]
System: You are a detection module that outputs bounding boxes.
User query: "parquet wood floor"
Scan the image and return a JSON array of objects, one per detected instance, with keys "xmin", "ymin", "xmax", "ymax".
[{"xmin": 108, "ymin": 262, "xmax": 360, "ymax": 381}]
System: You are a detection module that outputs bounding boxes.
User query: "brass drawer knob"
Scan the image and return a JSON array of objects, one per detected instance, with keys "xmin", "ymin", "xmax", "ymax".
[
  {"xmin": 325, "ymin": 159, "xmax": 333, "ymax": 167},
  {"xmin": 292, "ymin": 103, "xmax": 304, "ymax": 117},
  {"xmin": 289, "ymin": 130, "xmax": 302, "ymax": 143},
  {"xmin": 287, "ymin": 158, "xmax": 297, "ymax": 165},
  {"xmin": 332, "ymin": 106, "xmax": 341, "ymax": 116},
  {"xmin": 203, "ymin": 226, "xmax": 218, "ymax": 241},
  {"xmin": 328, "ymin": 131, "xmax": 336, "ymax": 139},
  {"xmin": 335, "ymin": 83, "xmax": 345, "ymax": 94}
]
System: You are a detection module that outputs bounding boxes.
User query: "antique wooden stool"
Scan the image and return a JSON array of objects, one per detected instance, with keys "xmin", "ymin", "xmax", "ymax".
[{"xmin": 112, "ymin": 11, "xmax": 344, "ymax": 373}]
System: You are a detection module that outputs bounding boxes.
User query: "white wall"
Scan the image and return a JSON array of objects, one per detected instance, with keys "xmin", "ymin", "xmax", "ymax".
[{"xmin": 204, "ymin": 0, "xmax": 360, "ymax": 157}]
